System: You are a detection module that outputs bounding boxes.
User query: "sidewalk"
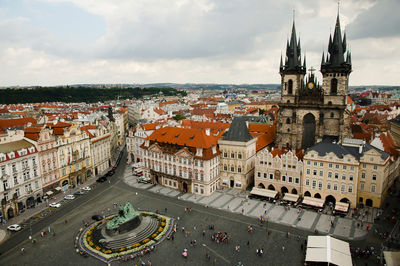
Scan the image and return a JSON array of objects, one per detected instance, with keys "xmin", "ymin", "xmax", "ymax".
[{"xmin": 122, "ymin": 166, "xmax": 369, "ymax": 241}]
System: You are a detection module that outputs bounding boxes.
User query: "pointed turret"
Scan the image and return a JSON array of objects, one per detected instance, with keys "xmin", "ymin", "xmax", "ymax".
[
  {"xmin": 321, "ymin": 9, "xmax": 351, "ymax": 74},
  {"xmin": 280, "ymin": 17, "xmax": 306, "ymax": 74},
  {"xmin": 321, "ymin": 51, "xmax": 326, "ymax": 65},
  {"xmin": 280, "ymin": 53, "xmax": 283, "ymax": 72},
  {"xmin": 303, "ymin": 54, "xmax": 306, "ymax": 70}
]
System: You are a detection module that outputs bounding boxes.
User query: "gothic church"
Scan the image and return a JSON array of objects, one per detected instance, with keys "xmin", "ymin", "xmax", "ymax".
[{"xmin": 276, "ymin": 10, "xmax": 352, "ymax": 150}]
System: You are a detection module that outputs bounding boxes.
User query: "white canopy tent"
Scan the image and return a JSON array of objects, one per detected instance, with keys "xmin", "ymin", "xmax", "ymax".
[
  {"xmin": 302, "ymin": 196, "xmax": 324, "ymax": 208},
  {"xmin": 283, "ymin": 193, "xmax": 299, "ymax": 203},
  {"xmin": 306, "ymin": 235, "xmax": 352, "ymax": 266}
]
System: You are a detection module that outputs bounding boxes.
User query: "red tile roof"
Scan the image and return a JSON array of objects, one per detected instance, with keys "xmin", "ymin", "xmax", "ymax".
[
  {"xmin": 146, "ymin": 127, "xmax": 218, "ymax": 149},
  {"xmin": 0, "ymin": 117, "xmax": 36, "ymax": 129}
]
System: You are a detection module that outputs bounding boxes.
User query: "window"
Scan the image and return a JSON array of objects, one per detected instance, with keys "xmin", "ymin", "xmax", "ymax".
[
  {"xmin": 335, "ymin": 164, "xmax": 339, "ymax": 169},
  {"xmin": 282, "ymin": 176, "xmax": 286, "ymax": 182},
  {"xmin": 360, "ymin": 183, "xmax": 364, "ymax": 191},
  {"xmin": 200, "ymin": 174, "xmax": 204, "ymax": 181},
  {"xmin": 331, "ymin": 78, "xmax": 337, "ymax": 95},
  {"xmin": 200, "ymin": 161, "xmax": 204, "ymax": 167},
  {"xmin": 306, "ymin": 179, "xmax": 310, "ymax": 186},
  {"xmin": 238, "ymin": 166, "xmax": 241, "ymax": 173},
  {"xmin": 320, "ymin": 162, "xmax": 324, "ymax": 167},
  {"xmin": 15, "ymin": 188, "xmax": 20, "ymax": 197},
  {"xmin": 306, "ymin": 169, "xmax": 310, "ymax": 175},
  {"xmin": 327, "ymin": 183, "xmax": 331, "ymax": 190},
  {"xmin": 269, "ymin": 174, "xmax": 273, "ymax": 180},
  {"xmin": 224, "ymin": 152, "xmax": 227, "ymax": 158},
  {"xmin": 330, "ymin": 112, "xmax": 334, "ymax": 118},
  {"xmin": 350, "ymin": 166, "xmax": 354, "ymax": 171},
  {"xmin": 328, "ymin": 172, "xmax": 332, "ymax": 178},
  {"xmin": 343, "ymin": 165, "xmax": 347, "ymax": 170},
  {"xmin": 4, "ymin": 192, "xmax": 8, "ymax": 201},
  {"xmin": 295, "ymin": 178, "xmax": 299, "ymax": 184},
  {"xmin": 348, "ymin": 186, "xmax": 353, "ymax": 193},
  {"xmin": 318, "ymin": 181, "xmax": 323, "ymax": 190},
  {"xmin": 231, "ymin": 153, "xmax": 234, "ymax": 158},
  {"xmin": 362, "ymin": 164, "xmax": 366, "ymax": 168},
  {"xmin": 329, "ymin": 163, "xmax": 332, "ymax": 168},
  {"xmin": 333, "ymin": 184, "xmax": 338, "ymax": 191},
  {"xmin": 307, "ymin": 161, "xmax": 310, "ymax": 165},
  {"xmin": 231, "ymin": 166, "xmax": 235, "ymax": 172},
  {"xmin": 361, "ymin": 172, "xmax": 366, "ymax": 179},
  {"xmin": 349, "ymin": 175, "xmax": 353, "ymax": 181},
  {"xmin": 319, "ymin": 171, "xmax": 323, "ymax": 177},
  {"xmin": 224, "ymin": 165, "xmax": 227, "ymax": 171},
  {"xmin": 313, "ymin": 170, "xmax": 317, "ymax": 176},
  {"xmin": 314, "ymin": 162, "xmax": 318, "ymax": 166},
  {"xmin": 289, "ymin": 176, "xmax": 293, "ymax": 182},
  {"xmin": 334, "ymin": 173, "xmax": 339, "ymax": 179},
  {"xmin": 264, "ymin": 173, "xmax": 267, "ymax": 178},
  {"xmin": 371, "ymin": 185, "xmax": 376, "ymax": 193},
  {"xmin": 238, "ymin": 153, "xmax": 242, "ymax": 159},
  {"xmin": 372, "ymin": 174, "xmax": 377, "ymax": 181},
  {"xmin": 14, "ymin": 176, "xmax": 18, "ymax": 185},
  {"xmin": 288, "ymin": 79, "xmax": 293, "ymax": 94},
  {"xmin": 312, "ymin": 180, "xmax": 316, "ymax": 189},
  {"xmin": 341, "ymin": 184, "xmax": 346, "ymax": 193},
  {"xmin": 342, "ymin": 174, "xmax": 346, "ymax": 180},
  {"xmin": 373, "ymin": 165, "xmax": 377, "ymax": 170},
  {"xmin": 257, "ymin": 172, "xmax": 261, "ymax": 177}
]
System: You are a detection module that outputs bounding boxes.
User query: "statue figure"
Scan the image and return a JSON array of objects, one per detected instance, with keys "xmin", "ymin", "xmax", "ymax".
[{"xmin": 106, "ymin": 202, "xmax": 140, "ymax": 230}]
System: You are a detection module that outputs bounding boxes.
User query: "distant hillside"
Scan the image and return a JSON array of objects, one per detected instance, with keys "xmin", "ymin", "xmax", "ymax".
[{"xmin": 0, "ymin": 86, "xmax": 186, "ymax": 104}]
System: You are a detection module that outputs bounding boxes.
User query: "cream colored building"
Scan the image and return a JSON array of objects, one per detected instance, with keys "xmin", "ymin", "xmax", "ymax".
[
  {"xmin": 219, "ymin": 117, "xmax": 257, "ymax": 190},
  {"xmin": 302, "ymin": 139, "xmax": 390, "ymax": 209},
  {"xmin": 55, "ymin": 124, "xmax": 92, "ymax": 192},
  {"xmin": 141, "ymin": 127, "xmax": 220, "ymax": 196},
  {"xmin": 255, "ymin": 148, "xmax": 303, "ymax": 195}
]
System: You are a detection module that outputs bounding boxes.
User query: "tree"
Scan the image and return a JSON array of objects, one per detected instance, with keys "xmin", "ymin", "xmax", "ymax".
[{"xmin": 173, "ymin": 114, "xmax": 186, "ymax": 121}]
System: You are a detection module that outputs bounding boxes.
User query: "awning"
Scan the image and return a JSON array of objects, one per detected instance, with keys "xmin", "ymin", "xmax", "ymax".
[
  {"xmin": 250, "ymin": 187, "xmax": 278, "ymax": 198},
  {"xmin": 283, "ymin": 193, "xmax": 300, "ymax": 203},
  {"xmin": 335, "ymin": 202, "xmax": 349, "ymax": 212},
  {"xmin": 55, "ymin": 187, "xmax": 62, "ymax": 191},
  {"xmin": 235, "ymin": 182, "xmax": 242, "ymax": 186},
  {"xmin": 46, "ymin": 191, "xmax": 54, "ymax": 196},
  {"xmin": 306, "ymin": 235, "xmax": 352, "ymax": 266},
  {"xmin": 383, "ymin": 251, "xmax": 400, "ymax": 266},
  {"xmin": 222, "ymin": 180, "xmax": 228, "ymax": 185},
  {"xmin": 302, "ymin": 196, "xmax": 324, "ymax": 208}
]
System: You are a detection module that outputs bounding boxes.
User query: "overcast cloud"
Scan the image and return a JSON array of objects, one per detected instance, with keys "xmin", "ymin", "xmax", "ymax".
[{"xmin": 0, "ymin": 0, "xmax": 398, "ymax": 86}]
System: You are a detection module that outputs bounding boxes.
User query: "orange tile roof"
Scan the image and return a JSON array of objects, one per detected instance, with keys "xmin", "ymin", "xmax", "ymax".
[
  {"xmin": 0, "ymin": 117, "xmax": 36, "ymax": 129},
  {"xmin": 45, "ymin": 121, "xmax": 72, "ymax": 128},
  {"xmin": 347, "ymin": 96, "xmax": 354, "ymax": 104},
  {"xmin": 379, "ymin": 132, "xmax": 399, "ymax": 158},
  {"xmin": 142, "ymin": 122, "xmax": 165, "ymax": 131},
  {"xmin": 159, "ymin": 101, "xmax": 178, "ymax": 107},
  {"xmin": 146, "ymin": 127, "xmax": 218, "ymax": 149},
  {"xmin": 154, "ymin": 108, "xmax": 167, "ymax": 116},
  {"xmin": 250, "ymin": 124, "xmax": 276, "ymax": 152},
  {"xmin": 117, "ymin": 107, "xmax": 127, "ymax": 114}
]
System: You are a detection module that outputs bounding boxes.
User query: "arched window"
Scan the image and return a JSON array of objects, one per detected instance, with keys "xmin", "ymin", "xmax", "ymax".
[
  {"xmin": 330, "ymin": 112, "xmax": 334, "ymax": 118},
  {"xmin": 287, "ymin": 100, "xmax": 290, "ymax": 104},
  {"xmin": 287, "ymin": 128, "xmax": 290, "ymax": 133},
  {"xmin": 288, "ymin": 80, "xmax": 293, "ymax": 95},
  {"xmin": 331, "ymin": 78, "xmax": 338, "ymax": 95},
  {"xmin": 286, "ymin": 118, "xmax": 291, "ymax": 124},
  {"xmin": 328, "ymin": 101, "xmax": 332, "ymax": 106}
]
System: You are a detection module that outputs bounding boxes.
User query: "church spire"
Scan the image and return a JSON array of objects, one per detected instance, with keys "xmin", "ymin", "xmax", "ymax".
[
  {"xmin": 280, "ymin": 11, "xmax": 306, "ymax": 75},
  {"xmin": 321, "ymin": 5, "xmax": 351, "ymax": 74}
]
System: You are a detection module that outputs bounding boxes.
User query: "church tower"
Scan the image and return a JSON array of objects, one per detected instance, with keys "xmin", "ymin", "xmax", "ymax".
[
  {"xmin": 276, "ymin": 8, "xmax": 352, "ymax": 150},
  {"xmin": 276, "ymin": 17, "xmax": 307, "ymax": 149},
  {"xmin": 320, "ymin": 10, "xmax": 352, "ymax": 141}
]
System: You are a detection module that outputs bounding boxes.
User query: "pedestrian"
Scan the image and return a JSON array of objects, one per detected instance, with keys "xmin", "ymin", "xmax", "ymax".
[
  {"xmin": 65, "ymin": 218, "xmax": 68, "ymax": 223},
  {"xmin": 282, "ymin": 246, "xmax": 285, "ymax": 252},
  {"xmin": 165, "ymin": 207, "xmax": 167, "ymax": 213},
  {"xmin": 202, "ymin": 229, "xmax": 206, "ymax": 237},
  {"xmin": 246, "ymin": 240, "xmax": 250, "ymax": 247},
  {"xmin": 21, "ymin": 247, "xmax": 25, "ymax": 255}
]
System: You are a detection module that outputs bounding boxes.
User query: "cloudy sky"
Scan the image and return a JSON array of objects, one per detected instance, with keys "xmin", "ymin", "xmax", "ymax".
[{"xmin": 0, "ymin": 0, "xmax": 399, "ymax": 86}]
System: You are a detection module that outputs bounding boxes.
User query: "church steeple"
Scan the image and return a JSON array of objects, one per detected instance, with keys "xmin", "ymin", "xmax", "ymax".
[
  {"xmin": 280, "ymin": 14, "xmax": 306, "ymax": 75},
  {"xmin": 321, "ymin": 7, "xmax": 351, "ymax": 74}
]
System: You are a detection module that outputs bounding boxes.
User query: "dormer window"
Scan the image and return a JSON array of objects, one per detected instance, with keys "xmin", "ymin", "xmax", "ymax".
[
  {"xmin": 9, "ymin": 152, "xmax": 15, "ymax": 159},
  {"xmin": 196, "ymin": 148, "xmax": 203, "ymax": 156},
  {"xmin": 212, "ymin": 146, "xmax": 216, "ymax": 154}
]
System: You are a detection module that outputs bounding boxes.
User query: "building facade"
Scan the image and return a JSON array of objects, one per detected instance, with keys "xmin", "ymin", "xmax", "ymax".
[
  {"xmin": 255, "ymin": 148, "xmax": 303, "ymax": 195},
  {"xmin": 141, "ymin": 127, "xmax": 220, "ymax": 196},
  {"xmin": 0, "ymin": 130, "xmax": 42, "ymax": 220},
  {"xmin": 218, "ymin": 117, "xmax": 257, "ymax": 190}
]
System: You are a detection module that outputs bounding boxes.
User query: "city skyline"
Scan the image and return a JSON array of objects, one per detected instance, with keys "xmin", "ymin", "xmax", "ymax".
[{"xmin": 0, "ymin": 0, "xmax": 399, "ymax": 86}]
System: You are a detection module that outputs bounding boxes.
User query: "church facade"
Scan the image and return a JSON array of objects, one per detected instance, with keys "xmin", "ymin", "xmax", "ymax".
[{"xmin": 276, "ymin": 12, "xmax": 352, "ymax": 150}]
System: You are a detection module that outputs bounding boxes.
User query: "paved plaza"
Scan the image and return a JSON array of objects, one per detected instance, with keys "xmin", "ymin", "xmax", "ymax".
[{"xmin": 0, "ymin": 160, "xmax": 395, "ymax": 266}]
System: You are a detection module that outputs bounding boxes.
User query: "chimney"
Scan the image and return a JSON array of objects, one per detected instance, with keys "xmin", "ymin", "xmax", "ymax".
[{"xmin": 359, "ymin": 144, "xmax": 363, "ymax": 154}]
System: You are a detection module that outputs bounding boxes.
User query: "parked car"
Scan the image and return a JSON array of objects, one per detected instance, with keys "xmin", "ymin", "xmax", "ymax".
[
  {"xmin": 106, "ymin": 170, "xmax": 115, "ymax": 177},
  {"xmin": 82, "ymin": 186, "xmax": 91, "ymax": 191},
  {"xmin": 91, "ymin": 215, "xmax": 103, "ymax": 221},
  {"xmin": 7, "ymin": 224, "xmax": 21, "ymax": 231},
  {"xmin": 137, "ymin": 177, "xmax": 151, "ymax": 184},
  {"xmin": 64, "ymin": 194, "xmax": 76, "ymax": 200},
  {"xmin": 96, "ymin": 176, "xmax": 107, "ymax": 183},
  {"xmin": 74, "ymin": 191, "xmax": 85, "ymax": 196},
  {"xmin": 49, "ymin": 202, "xmax": 61, "ymax": 208}
]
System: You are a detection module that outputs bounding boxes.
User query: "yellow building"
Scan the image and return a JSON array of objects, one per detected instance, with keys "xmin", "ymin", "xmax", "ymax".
[{"xmin": 54, "ymin": 124, "xmax": 92, "ymax": 192}]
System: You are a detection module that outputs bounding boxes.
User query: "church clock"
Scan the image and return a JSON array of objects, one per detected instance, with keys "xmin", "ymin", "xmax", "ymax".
[{"xmin": 307, "ymin": 81, "xmax": 314, "ymax": 90}]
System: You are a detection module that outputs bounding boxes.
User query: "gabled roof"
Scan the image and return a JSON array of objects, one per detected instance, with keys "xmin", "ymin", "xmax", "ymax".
[
  {"xmin": 223, "ymin": 116, "xmax": 253, "ymax": 142},
  {"xmin": 146, "ymin": 127, "xmax": 218, "ymax": 149}
]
